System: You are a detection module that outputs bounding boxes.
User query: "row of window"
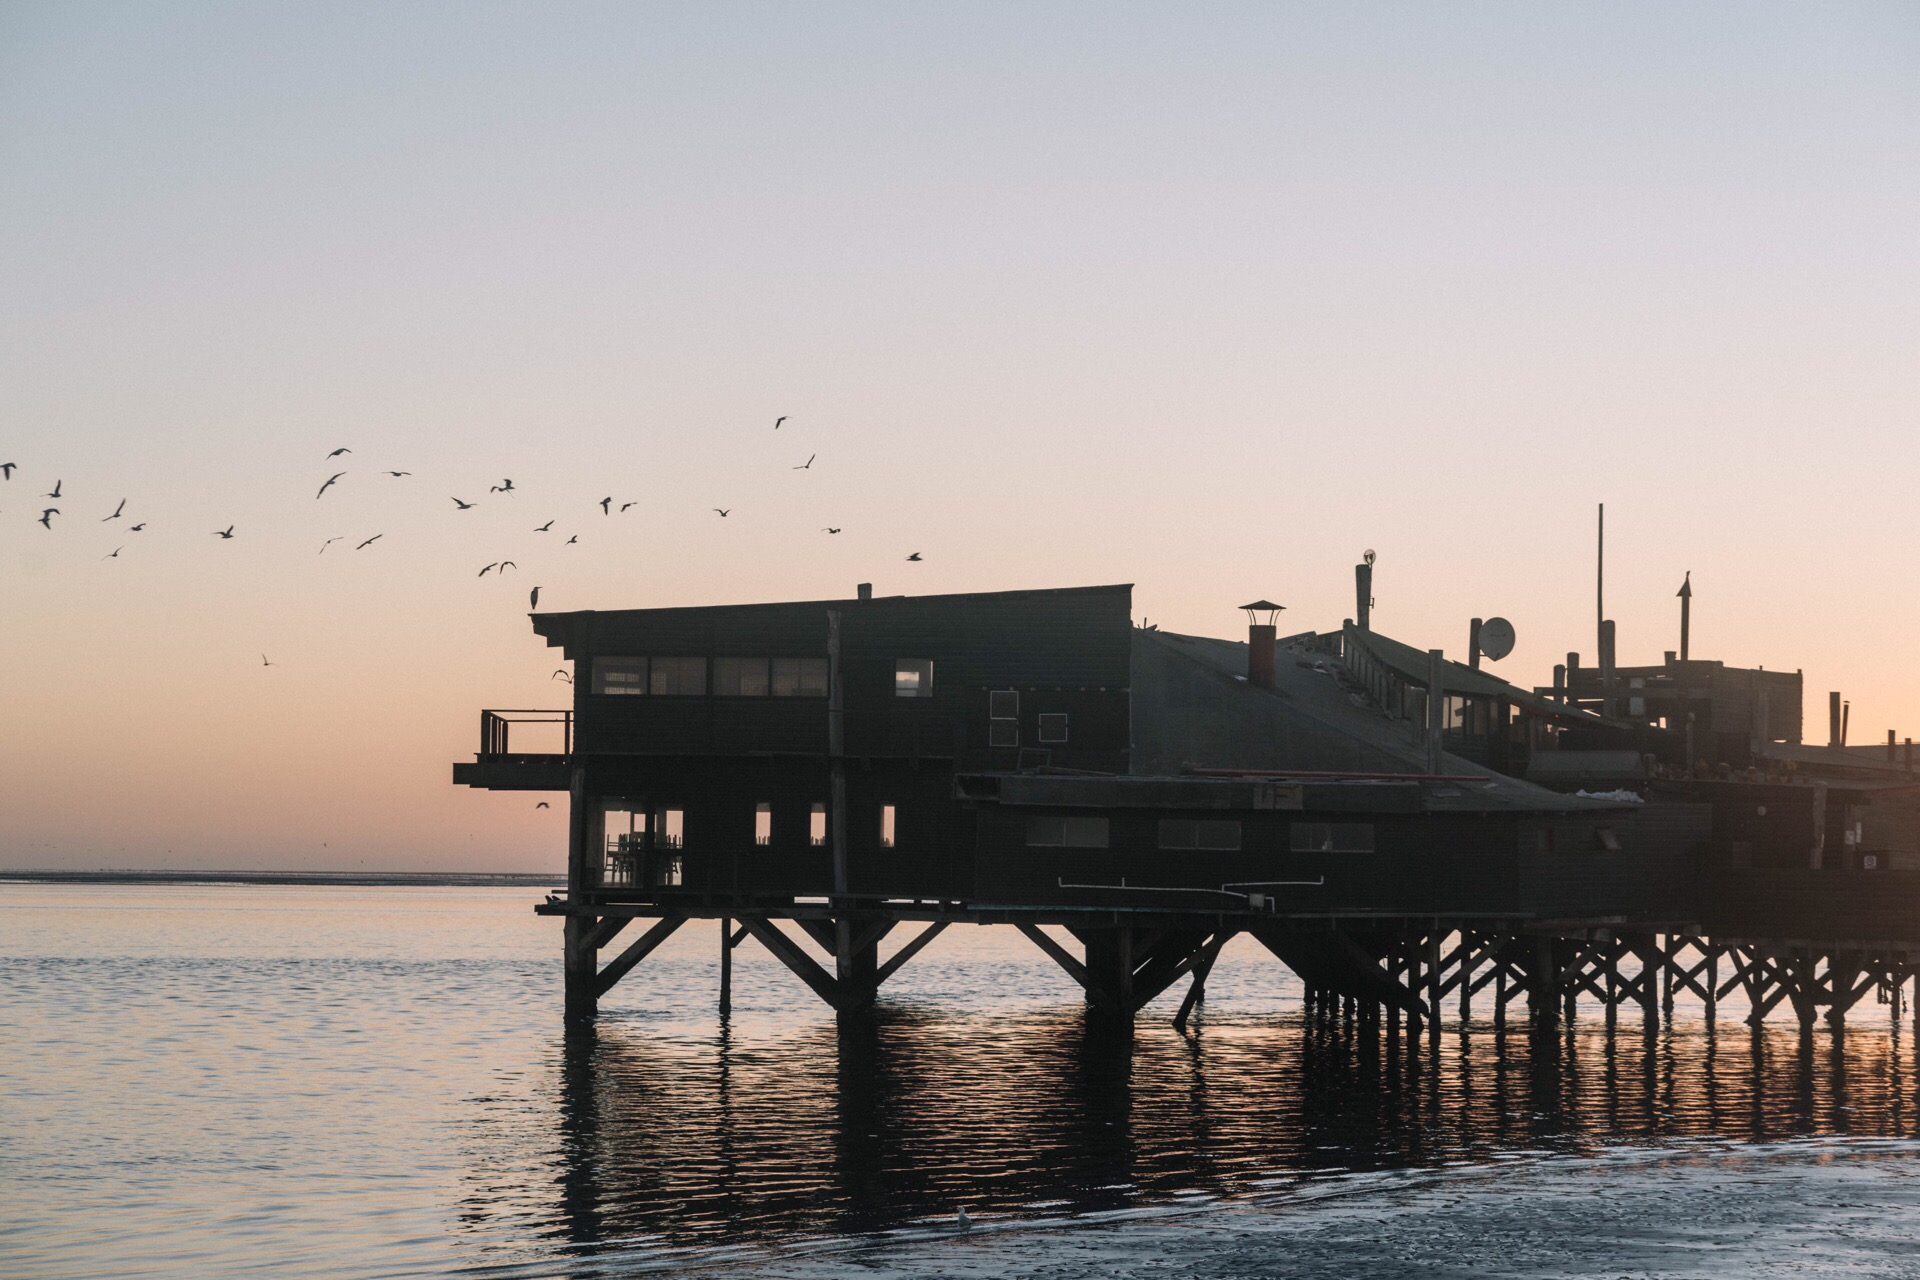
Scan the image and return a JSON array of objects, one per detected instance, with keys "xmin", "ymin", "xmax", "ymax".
[
  {"xmin": 1024, "ymin": 817, "xmax": 1378, "ymax": 853},
  {"xmin": 591, "ymin": 656, "xmax": 946, "ymax": 698}
]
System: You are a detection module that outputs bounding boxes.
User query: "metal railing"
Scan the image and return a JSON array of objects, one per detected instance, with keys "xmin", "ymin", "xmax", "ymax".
[{"xmin": 479, "ymin": 708, "xmax": 573, "ymax": 756}]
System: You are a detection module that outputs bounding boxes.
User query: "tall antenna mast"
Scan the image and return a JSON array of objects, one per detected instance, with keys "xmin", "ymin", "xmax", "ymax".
[{"xmin": 1596, "ymin": 503, "xmax": 1605, "ymax": 656}]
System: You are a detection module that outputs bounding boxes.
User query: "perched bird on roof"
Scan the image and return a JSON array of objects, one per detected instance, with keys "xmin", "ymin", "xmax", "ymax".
[
  {"xmin": 102, "ymin": 498, "xmax": 125, "ymax": 521},
  {"xmin": 529, "ymin": 586, "xmax": 541, "ymax": 609},
  {"xmin": 327, "ymin": 447, "xmax": 350, "ymax": 458},
  {"xmin": 451, "ymin": 497, "xmax": 475, "ymax": 510},
  {"xmin": 214, "ymin": 525, "xmax": 235, "ymax": 538},
  {"xmin": 356, "ymin": 534, "xmax": 382, "ymax": 550},
  {"xmin": 316, "ymin": 472, "xmax": 346, "ymax": 499}
]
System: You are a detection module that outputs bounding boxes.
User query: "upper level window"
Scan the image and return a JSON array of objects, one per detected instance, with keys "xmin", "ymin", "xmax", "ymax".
[
  {"xmin": 895, "ymin": 659, "xmax": 934, "ymax": 698},
  {"xmin": 1026, "ymin": 815, "xmax": 1109, "ymax": 848},
  {"xmin": 880, "ymin": 804, "xmax": 896, "ymax": 848},
  {"xmin": 809, "ymin": 802, "xmax": 828, "ymax": 847},
  {"xmin": 754, "ymin": 803, "xmax": 772, "ymax": 846},
  {"xmin": 649, "ymin": 656, "xmax": 707, "ymax": 696},
  {"xmin": 1159, "ymin": 819, "xmax": 1242, "ymax": 851},
  {"xmin": 715, "ymin": 657, "xmax": 770, "ymax": 697},
  {"xmin": 772, "ymin": 657, "xmax": 829, "ymax": 697},
  {"xmin": 1037, "ymin": 713, "xmax": 1069, "ymax": 743},
  {"xmin": 990, "ymin": 689, "xmax": 1019, "ymax": 748},
  {"xmin": 595, "ymin": 657, "xmax": 648, "ymax": 695},
  {"xmin": 1290, "ymin": 822, "xmax": 1375, "ymax": 853}
]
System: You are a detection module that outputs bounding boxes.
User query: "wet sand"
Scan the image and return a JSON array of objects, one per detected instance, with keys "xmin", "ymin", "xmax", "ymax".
[{"xmin": 700, "ymin": 1141, "xmax": 1920, "ymax": 1279}]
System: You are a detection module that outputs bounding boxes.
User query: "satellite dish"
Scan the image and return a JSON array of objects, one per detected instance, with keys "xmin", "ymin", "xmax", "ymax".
[{"xmin": 1478, "ymin": 616, "xmax": 1516, "ymax": 662}]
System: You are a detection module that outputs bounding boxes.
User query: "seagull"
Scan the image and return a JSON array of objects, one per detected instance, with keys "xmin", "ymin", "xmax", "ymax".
[
  {"xmin": 102, "ymin": 499, "xmax": 125, "ymax": 521},
  {"xmin": 105, "ymin": 546, "xmax": 123, "ymax": 559},
  {"xmin": 130, "ymin": 522, "xmax": 146, "ymax": 532},
  {"xmin": 793, "ymin": 454, "xmax": 815, "ymax": 470},
  {"xmin": 534, "ymin": 520, "xmax": 554, "ymax": 532},
  {"xmin": 36, "ymin": 508, "xmax": 57, "ymax": 528},
  {"xmin": 479, "ymin": 563, "xmax": 499, "ymax": 577},
  {"xmin": 906, "ymin": 552, "xmax": 922, "ymax": 561},
  {"xmin": 599, "ymin": 496, "xmax": 612, "ymax": 515},
  {"xmin": 451, "ymin": 497, "xmax": 475, "ymax": 510},
  {"xmin": 316, "ymin": 472, "xmax": 346, "ymax": 499},
  {"xmin": 214, "ymin": 526, "xmax": 235, "ymax": 538},
  {"xmin": 956, "ymin": 1207, "xmax": 971, "ymax": 1231},
  {"xmin": 529, "ymin": 586, "xmax": 541, "ymax": 609},
  {"xmin": 498, "ymin": 560, "xmax": 516, "ymax": 572},
  {"xmin": 536, "ymin": 802, "xmax": 550, "ymax": 809},
  {"xmin": 774, "ymin": 415, "xmax": 788, "ymax": 429},
  {"xmin": 713, "ymin": 508, "xmax": 730, "ymax": 517},
  {"xmin": 620, "ymin": 502, "xmax": 637, "ymax": 512},
  {"xmin": 0, "ymin": 462, "xmax": 14, "ymax": 479},
  {"xmin": 822, "ymin": 527, "xmax": 841, "ymax": 534},
  {"xmin": 320, "ymin": 537, "xmax": 344, "ymax": 554},
  {"xmin": 327, "ymin": 447, "xmax": 351, "ymax": 458},
  {"xmin": 261, "ymin": 653, "xmax": 274, "ymax": 666},
  {"xmin": 385, "ymin": 471, "xmax": 411, "ymax": 477},
  {"xmin": 490, "ymin": 478, "xmax": 514, "ymax": 493},
  {"xmin": 355, "ymin": 534, "xmax": 382, "ymax": 550},
  {"xmin": 565, "ymin": 535, "xmax": 578, "ymax": 544},
  {"xmin": 551, "ymin": 669, "xmax": 572, "ymax": 683},
  {"xmin": 46, "ymin": 479, "xmax": 61, "ymax": 499}
]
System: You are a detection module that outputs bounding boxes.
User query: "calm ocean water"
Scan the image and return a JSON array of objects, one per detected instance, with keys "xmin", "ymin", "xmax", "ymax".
[{"xmin": 4, "ymin": 882, "xmax": 1919, "ymax": 1279}]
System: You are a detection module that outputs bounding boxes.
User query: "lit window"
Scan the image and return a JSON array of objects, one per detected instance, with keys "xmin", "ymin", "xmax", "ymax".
[
  {"xmin": 895, "ymin": 659, "xmax": 934, "ymax": 698},
  {"xmin": 595, "ymin": 657, "xmax": 648, "ymax": 695},
  {"xmin": 714, "ymin": 657, "xmax": 770, "ymax": 696},
  {"xmin": 1158, "ymin": 819, "xmax": 1242, "ymax": 851},
  {"xmin": 772, "ymin": 657, "xmax": 829, "ymax": 697},
  {"xmin": 653, "ymin": 807, "xmax": 684, "ymax": 848},
  {"xmin": 880, "ymin": 804, "xmax": 896, "ymax": 848},
  {"xmin": 1289, "ymin": 823, "xmax": 1375, "ymax": 853},
  {"xmin": 1037, "ymin": 713, "xmax": 1069, "ymax": 743},
  {"xmin": 1025, "ymin": 815, "xmax": 1109, "ymax": 848},
  {"xmin": 754, "ymin": 802, "xmax": 771, "ymax": 846},
  {"xmin": 809, "ymin": 803, "xmax": 827, "ymax": 847},
  {"xmin": 649, "ymin": 656, "xmax": 707, "ymax": 696}
]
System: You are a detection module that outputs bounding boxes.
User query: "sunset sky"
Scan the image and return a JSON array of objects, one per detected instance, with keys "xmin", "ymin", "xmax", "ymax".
[{"xmin": 4, "ymin": 3, "xmax": 1918, "ymax": 870}]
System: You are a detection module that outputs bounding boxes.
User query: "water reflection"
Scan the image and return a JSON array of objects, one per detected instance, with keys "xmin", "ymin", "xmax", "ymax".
[{"xmin": 488, "ymin": 1005, "xmax": 1918, "ymax": 1266}]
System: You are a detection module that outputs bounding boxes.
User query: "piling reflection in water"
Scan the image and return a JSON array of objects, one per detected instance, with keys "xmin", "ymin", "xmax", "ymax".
[{"xmin": 492, "ymin": 1003, "xmax": 1918, "ymax": 1259}]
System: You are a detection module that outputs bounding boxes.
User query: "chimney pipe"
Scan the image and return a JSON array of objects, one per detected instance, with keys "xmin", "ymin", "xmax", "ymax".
[
  {"xmin": 856, "ymin": 582, "xmax": 872, "ymax": 601},
  {"xmin": 1829, "ymin": 692, "xmax": 1842, "ymax": 749},
  {"xmin": 1599, "ymin": 620, "xmax": 1618, "ymax": 719},
  {"xmin": 1553, "ymin": 663, "xmax": 1566, "ymax": 705},
  {"xmin": 1248, "ymin": 623, "xmax": 1276, "ymax": 689},
  {"xmin": 1841, "ymin": 700, "xmax": 1850, "ymax": 749},
  {"xmin": 1355, "ymin": 562, "xmax": 1372, "ymax": 630},
  {"xmin": 1889, "ymin": 729, "xmax": 1897, "ymax": 763},
  {"xmin": 1469, "ymin": 618, "xmax": 1483, "ymax": 671},
  {"xmin": 1566, "ymin": 652, "xmax": 1580, "ymax": 706}
]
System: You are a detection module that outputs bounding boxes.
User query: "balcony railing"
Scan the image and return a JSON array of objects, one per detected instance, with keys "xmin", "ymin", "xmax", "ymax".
[{"xmin": 479, "ymin": 708, "xmax": 573, "ymax": 756}]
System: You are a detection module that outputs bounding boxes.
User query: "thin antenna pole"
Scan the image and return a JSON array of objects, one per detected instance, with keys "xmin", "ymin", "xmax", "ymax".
[{"xmin": 1597, "ymin": 503, "xmax": 1605, "ymax": 653}]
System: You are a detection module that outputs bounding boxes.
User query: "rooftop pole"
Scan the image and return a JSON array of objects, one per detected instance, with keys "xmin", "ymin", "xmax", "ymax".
[{"xmin": 1678, "ymin": 571, "xmax": 1692, "ymax": 663}]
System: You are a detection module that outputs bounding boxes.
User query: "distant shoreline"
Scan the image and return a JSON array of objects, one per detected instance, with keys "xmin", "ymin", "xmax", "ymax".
[{"xmin": 0, "ymin": 869, "xmax": 563, "ymax": 888}]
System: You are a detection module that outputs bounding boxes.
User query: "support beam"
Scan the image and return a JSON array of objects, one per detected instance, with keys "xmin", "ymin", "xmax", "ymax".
[
  {"xmin": 875, "ymin": 920, "xmax": 949, "ymax": 986},
  {"xmin": 738, "ymin": 914, "xmax": 852, "ymax": 1011},
  {"xmin": 1173, "ymin": 932, "xmax": 1230, "ymax": 1033},
  {"xmin": 593, "ymin": 915, "xmax": 686, "ymax": 999}
]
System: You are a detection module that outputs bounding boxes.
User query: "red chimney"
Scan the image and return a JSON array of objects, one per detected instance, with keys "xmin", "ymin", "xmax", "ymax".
[{"xmin": 1241, "ymin": 600, "xmax": 1284, "ymax": 690}]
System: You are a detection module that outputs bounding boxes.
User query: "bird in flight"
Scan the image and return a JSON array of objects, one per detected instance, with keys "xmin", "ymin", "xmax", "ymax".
[
  {"xmin": 529, "ymin": 586, "xmax": 541, "ymax": 609},
  {"xmin": 385, "ymin": 471, "xmax": 411, "ymax": 477},
  {"xmin": 536, "ymin": 801, "xmax": 550, "ymax": 809},
  {"xmin": 130, "ymin": 522, "xmax": 146, "ymax": 532},
  {"xmin": 316, "ymin": 472, "xmax": 346, "ymax": 499},
  {"xmin": 822, "ymin": 527, "xmax": 841, "ymax": 534},
  {"xmin": 261, "ymin": 654, "xmax": 274, "ymax": 666},
  {"xmin": 451, "ymin": 497, "xmax": 475, "ymax": 510},
  {"xmin": 906, "ymin": 551, "xmax": 922, "ymax": 561},
  {"xmin": 45, "ymin": 479, "xmax": 61, "ymax": 499},
  {"xmin": 534, "ymin": 520, "xmax": 554, "ymax": 532},
  {"xmin": 0, "ymin": 462, "xmax": 14, "ymax": 479},
  {"xmin": 599, "ymin": 496, "xmax": 612, "ymax": 515},
  {"xmin": 713, "ymin": 508, "xmax": 731, "ymax": 517},
  {"xmin": 102, "ymin": 499, "xmax": 126, "ymax": 521},
  {"xmin": 774, "ymin": 415, "xmax": 788, "ymax": 429},
  {"xmin": 565, "ymin": 535, "xmax": 578, "ymax": 544},
  {"xmin": 793, "ymin": 454, "xmax": 815, "ymax": 470},
  {"xmin": 478, "ymin": 563, "xmax": 499, "ymax": 577},
  {"xmin": 620, "ymin": 502, "xmax": 636, "ymax": 512},
  {"xmin": 214, "ymin": 526, "xmax": 235, "ymax": 539},
  {"xmin": 490, "ymin": 479, "xmax": 514, "ymax": 493},
  {"xmin": 105, "ymin": 546, "xmax": 123, "ymax": 559},
  {"xmin": 551, "ymin": 669, "xmax": 572, "ymax": 683},
  {"xmin": 320, "ymin": 537, "xmax": 344, "ymax": 554},
  {"xmin": 37, "ymin": 508, "xmax": 57, "ymax": 528},
  {"xmin": 498, "ymin": 560, "xmax": 516, "ymax": 573},
  {"xmin": 327, "ymin": 447, "xmax": 351, "ymax": 458},
  {"xmin": 356, "ymin": 534, "xmax": 383, "ymax": 550}
]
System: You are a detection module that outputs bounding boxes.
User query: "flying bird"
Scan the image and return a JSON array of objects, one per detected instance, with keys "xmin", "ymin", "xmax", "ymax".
[
  {"xmin": 599, "ymin": 496, "xmax": 612, "ymax": 515},
  {"xmin": 713, "ymin": 508, "xmax": 730, "ymax": 517},
  {"xmin": 565, "ymin": 535, "xmax": 578, "ymax": 544},
  {"xmin": 534, "ymin": 520, "xmax": 554, "ymax": 532},
  {"xmin": 774, "ymin": 415, "xmax": 788, "ymax": 429},
  {"xmin": 37, "ymin": 508, "xmax": 57, "ymax": 528},
  {"xmin": 490, "ymin": 479, "xmax": 515, "ymax": 493},
  {"xmin": 327, "ymin": 447, "xmax": 351, "ymax": 458},
  {"xmin": 822, "ymin": 527, "xmax": 841, "ymax": 534},
  {"xmin": 498, "ymin": 560, "xmax": 516, "ymax": 572},
  {"xmin": 214, "ymin": 526, "xmax": 235, "ymax": 538},
  {"xmin": 0, "ymin": 462, "xmax": 14, "ymax": 479},
  {"xmin": 529, "ymin": 586, "xmax": 541, "ymax": 609},
  {"xmin": 551, "ymin": 669, "xmax": 572, "ymax": 683},
  {"xmin": 385, "ymin": 471, "xmax": 411, "ymax": 477},
  {"xmin": 355, "ymin": 534, "xmax": 382, "ymax": 550},
  {"xmin": 906, "ymin": 551, "xmax": 922, "ymax": 561},
  {"xmin": 129, "ymin": 523, "xmax": 146, "ymax": 532},
  {"xmin": 536, "ymin": 802, "xmax": 550, "ymax": 809},
  {"xmin": 793, "ymin": 454, "xmax": 815, "ymax": 470},
  {"xmin": 316, "ymin": 472, "xmax": 346, "ymax": 499},
  {"xmin": 105, "ymin": 546, "xmax": 123, "ymax": 559},
  {"xmin": 102, "ymin": 499, "xmax": 125, "ymax": 521},
  {"xmin": 45, "ymin": 480, "xmax": 61, "ymax": 499},
  {"xmin": 261, "ymin": 654, "xmax": 274, "ymax": 666},
  {"xmin": 320, "ymin": 537, "xmax": 344, "ymax": 554},
  {"xmin": 620, "ymin": 502, "xmax": 636, "ymax": 512},
  {"xmin": 451, "ymin": 497, "xmax": 475, "ymax": 510},
  {"xmin": 478, "ymin": 563, "xmax": 499, "ymax": 577}
]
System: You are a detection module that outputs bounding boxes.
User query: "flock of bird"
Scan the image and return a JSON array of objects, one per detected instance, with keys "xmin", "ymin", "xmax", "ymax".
[{"xmin": 4, "ymin": 416, "xmax": 928, "ymax": 666}]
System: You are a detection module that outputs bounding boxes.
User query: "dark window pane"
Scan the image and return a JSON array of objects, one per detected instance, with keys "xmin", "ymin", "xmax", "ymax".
[
  {"xmin": 989, "ymin": 720, "xmax": 1019, "ymax": 748},
  {"xmin": 714, "ymin": 656, "xmax": 769, "ymax": 696},
  {"xmin": 1037, "ymin": 713, "xmax": 1069, "ymax": 743},
  {"xmin": 649, "ymin": 656, "xmax": 707, "ymax": 695},
  {"xmin": 772, "ymin": 657, "xmax": 830, "ymax": 697},
  {"xmin": 990, "ymin": 689, "xmax": 1019, "ymax": 718}
]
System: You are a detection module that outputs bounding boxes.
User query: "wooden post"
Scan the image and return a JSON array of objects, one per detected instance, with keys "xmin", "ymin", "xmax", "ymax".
[
  {"xmin": 719, "ymin": 915, "xmax": 732, "ymax": 1016},
  {"xmin": 563, "ymin": 762, "xmax": 596, "ymax": 1021}
]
